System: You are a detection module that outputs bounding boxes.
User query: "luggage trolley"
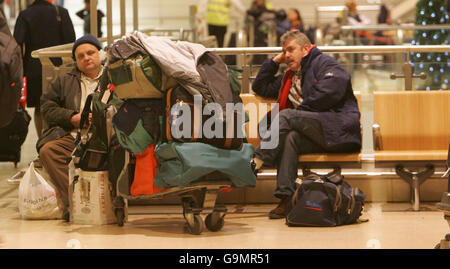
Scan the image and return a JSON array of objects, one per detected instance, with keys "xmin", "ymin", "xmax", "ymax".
[{"xmin": 112, "ymin": 152, "xmax": 231, "ymax": 235}]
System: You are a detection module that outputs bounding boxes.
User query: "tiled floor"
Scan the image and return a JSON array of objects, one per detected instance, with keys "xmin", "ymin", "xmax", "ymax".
[{"xmin": 0, "ymin": 200, "xmax": 448, "ymax": 249}]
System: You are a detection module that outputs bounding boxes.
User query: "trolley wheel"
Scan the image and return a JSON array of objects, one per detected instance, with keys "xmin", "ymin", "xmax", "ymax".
[
  {"xmin": 205, "ymin": 212, "xmax": 225, "ymax": 232},
  {"xmin": 115, "ymin": 208, "xmax": 125, "ymax": 227},
  {"xmin": 185, "ymin": 215, "xmax": 204, "ymax": 235}
]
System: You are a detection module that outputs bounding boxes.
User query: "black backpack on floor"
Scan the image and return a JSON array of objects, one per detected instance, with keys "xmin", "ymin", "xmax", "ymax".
[{"xmin": 286, "ymin": 170, "xmax": 366, "ymax": 227}]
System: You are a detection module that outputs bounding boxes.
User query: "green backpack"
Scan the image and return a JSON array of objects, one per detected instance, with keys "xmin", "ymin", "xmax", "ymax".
[{"xmin": 107, "ymin": 54, "xmax": 177, "ymax": 99}]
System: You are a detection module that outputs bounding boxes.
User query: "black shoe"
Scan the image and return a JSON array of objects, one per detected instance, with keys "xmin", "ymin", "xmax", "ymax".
[
  {"xmin": 268, "ymin": 206, "xmax": 286, "ymax": 219},
  {"xmin": 251, "ymin": 160, "xmax": 259, "ymax": 176},
  {"xmin": 62, "ymin": 210, "xmax": 70, "ymax": 222},
  {"xmin": 268, "ymin": 196, "xmax": 289, "ymax": 219}
]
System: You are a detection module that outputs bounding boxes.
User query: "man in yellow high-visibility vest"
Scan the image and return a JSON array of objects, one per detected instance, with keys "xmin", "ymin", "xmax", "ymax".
[
  {"xmin": 204, "ymin": 0, "xmax": 245, "ymax": 47},
  {"xmin": 265, "ymin": 0, "xmax": 273, "ymax": 10}
]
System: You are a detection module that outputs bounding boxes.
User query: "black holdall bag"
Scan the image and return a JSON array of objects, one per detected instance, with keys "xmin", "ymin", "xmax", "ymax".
[
  {"xmin": 286, "ymin": 170, "xmax": 366, "ymax": 227},
  {"xmin": 162, "ymin": 84, "xmax": 244, "ymax": 150}
]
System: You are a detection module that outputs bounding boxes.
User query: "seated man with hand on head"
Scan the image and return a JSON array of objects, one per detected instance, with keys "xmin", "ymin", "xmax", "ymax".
[
  {"xmin": 251, "ymin": 30, "xmax": 361, "ymax": 219},
  {"xmin": 37, "ymin": 34, "xmax": 103, "ymax": 221}
]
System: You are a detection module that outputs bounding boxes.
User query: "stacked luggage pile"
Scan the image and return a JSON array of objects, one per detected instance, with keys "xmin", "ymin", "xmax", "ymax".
[{"xmin": 72, "ymin": 31, "xmax": 257, "ymax": 234}]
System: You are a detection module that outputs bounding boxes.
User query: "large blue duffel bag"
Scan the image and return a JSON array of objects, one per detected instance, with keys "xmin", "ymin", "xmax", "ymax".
[{"xmin": 154, "ymin": 142, "xmax": 257, "ymax": 189}]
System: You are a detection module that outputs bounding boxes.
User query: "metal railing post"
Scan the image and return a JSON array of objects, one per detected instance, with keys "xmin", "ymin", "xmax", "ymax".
[
  {"xmin": 236, "ymin": 30, "xmax": 247, "ymax": 67},
  {"xmin": 315, "ymin": 5, "xmax": 319, "ymax": 28},
  {"xmin": 7, "ymin": 0, "xmax": 14, "ymax": 20},
  {"xmin": 403, "ymin": 61, "xmax": 413, "ymax": 91},
  {"xmin": 390, "ymin": 51, "xmax": 427, "ymax": 91},
  {"xmin": 90, "ymin": 0, "xmax": 98, "ymax": 37},
  {"xmin": 107, "ymin": 0, "xmax": 113, "ymax": 46},
  {"xmin": 248, "ymin": 16, "xmax": 255, "ymax": 48},
  {"xmin": 242, "ymin": 51, "xmax": 250, "ymax": 93},
  {"xmin": 267, "ymin": 23, "xmax": 277, "ymax": 47},
  {"xmin": 189, "ymin": 5, "xmax": 198, "ymax": 43},
  {"xmin": 120, "ymin": 0, "xmax": 126, "ymax": 36},
  {"xmin": 133, "ymin": 0, "xmax": 139, "ymax": 31}
]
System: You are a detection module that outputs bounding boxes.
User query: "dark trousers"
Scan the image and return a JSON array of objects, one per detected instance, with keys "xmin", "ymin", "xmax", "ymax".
[
  {"xmin": 208, "ymin": 24, "xmax": 227, "ymax": 47},
  {"xmin": 255, "ymin": 109, "xmax": 356, "ymax": 198},
  {"xmin": 39, "ymin": 135, "xmax": 75, "ymax": 213}
]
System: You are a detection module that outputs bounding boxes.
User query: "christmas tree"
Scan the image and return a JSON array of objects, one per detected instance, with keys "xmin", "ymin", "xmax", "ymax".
[{"xmin": 411, "ymin": 0, "xmax": 449, "ymax": 90}]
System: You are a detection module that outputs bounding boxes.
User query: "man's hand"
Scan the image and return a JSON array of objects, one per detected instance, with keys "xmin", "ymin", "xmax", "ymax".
[
  {"xmin": 70, "ymin": 113, "xmax": 92, "ymax": 128},
  {"xmin": 273, "ymin": 52, "xmax": 286, "ymax": 64},
  {"xmin": 70, "ymin": 113, "xmax": 81, "ymax": 128}
]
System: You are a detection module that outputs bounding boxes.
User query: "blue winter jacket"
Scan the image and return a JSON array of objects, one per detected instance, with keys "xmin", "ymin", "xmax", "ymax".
[{"xmin": 252, "ymin": 46, "xmax": 362, "ymax": 150}]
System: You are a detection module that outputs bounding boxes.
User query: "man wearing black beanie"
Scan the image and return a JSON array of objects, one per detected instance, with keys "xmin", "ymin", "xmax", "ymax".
[{"xmin": 37, "ymin": 34, "xmax": 103, "ymax": 222}]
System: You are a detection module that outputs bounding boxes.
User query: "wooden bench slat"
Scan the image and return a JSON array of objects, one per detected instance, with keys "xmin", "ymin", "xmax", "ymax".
[
  {"xmin": 375, "ymin": 150, "xmax": 448, "ymax": 161},
  {"xmin": 298, "ymin": 153, "xmax": 361, "ymax": 162}
]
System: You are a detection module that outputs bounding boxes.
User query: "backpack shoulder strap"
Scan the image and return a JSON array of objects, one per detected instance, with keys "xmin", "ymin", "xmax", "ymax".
[
  {"xmin": 80, "ymin": 93, "xmax": 94, "ymax": 129},
  {"xmin": 334, "ymin": 185, "xmax": 342, "ymax": 214},
  {"xmin": 54, "ymin": 5, "xmax": 62, "ymax": 22}
]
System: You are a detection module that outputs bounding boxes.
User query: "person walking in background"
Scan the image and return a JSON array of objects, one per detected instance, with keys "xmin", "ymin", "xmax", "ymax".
[
  {"xmin": 247, "ymin": 0, "xmax": 276, "ymax": 64},
  {"xmin": 287, "ymin": 8, "xmax": 304, "ymax": 33},
  {"xmin": 275, "ymin": 9, "xmax": 290, "ymax": 42},
  {"xmin": 277, "ymin": 8, "xmax": 316, "ymax": 45},
  {"xmin": 374, "ymin": 4, "xmax": 395, "ymax": 45},
  {"xmin": 345, "ymin": 0, "xmax": 370, "ymax": 26},
  {"xmin": 199, "ymin": 0, "xmax": 246, "ymax": 48},
  {"xmin": 76, "ymin": 0, "xmax": 105, "ymax": 37},
  {"xmin": 13, "ymin": 0, "xmax": 76, "ymax": 139},
  {"xmin": 342, "ymin": 1, "xmax": 371, "ymax": 45},
  {"xmin": 276, "ymin": 8, "xmax": 306, "ymax": 45}
]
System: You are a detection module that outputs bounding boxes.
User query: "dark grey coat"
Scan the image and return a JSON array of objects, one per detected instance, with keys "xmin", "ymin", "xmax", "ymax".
[
  {"xmin": 36, "ymin": 67, "xmax": 81, "ymax": 152},
  {"xmin": 13, "ymin": 0, "xmax": 75, "ymax": 107}
]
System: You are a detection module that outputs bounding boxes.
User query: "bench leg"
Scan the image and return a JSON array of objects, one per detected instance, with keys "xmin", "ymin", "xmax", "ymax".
[{"xmin": 395, "ymin": 164, "xmax": 435, "ymax": 211}]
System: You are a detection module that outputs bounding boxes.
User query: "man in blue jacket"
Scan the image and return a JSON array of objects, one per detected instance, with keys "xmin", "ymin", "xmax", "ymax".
[{"xmin": 251, "ymin": 30, "xmax": 361, "ymax": 219}]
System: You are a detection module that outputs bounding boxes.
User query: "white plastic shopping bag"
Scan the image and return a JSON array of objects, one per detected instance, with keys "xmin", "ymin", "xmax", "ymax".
[{"xmin": 18, "ymin": 162, "xmax": 61, "ymax": 219}]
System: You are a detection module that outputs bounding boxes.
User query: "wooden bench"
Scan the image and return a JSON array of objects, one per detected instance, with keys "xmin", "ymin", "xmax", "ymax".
[
  {"xmin": 373, "ymin": 91, "xmax": 450, "ymax": 210},
  {"xmin": 240, "ymin": 93, "xmax": 362, "ymax": 176}
]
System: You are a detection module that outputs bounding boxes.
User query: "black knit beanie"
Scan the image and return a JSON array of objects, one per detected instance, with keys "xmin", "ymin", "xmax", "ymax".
[{"xmin": 72, "ymin": 34, "xmax": 102, "ymax": 59}]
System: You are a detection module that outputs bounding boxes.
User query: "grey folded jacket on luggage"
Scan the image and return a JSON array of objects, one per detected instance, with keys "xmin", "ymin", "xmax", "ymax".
[
  {"xmin": 107, "ymin": 31, "xmax": 235, "ymax": 115},
  {"xmin": 109, "ymin": 32, "xmax": 206, "ymax": 97}
]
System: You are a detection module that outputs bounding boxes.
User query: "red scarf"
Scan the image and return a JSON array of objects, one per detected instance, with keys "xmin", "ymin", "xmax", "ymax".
[
  {"xmin": 278, "ymin": 70, "xmax": 295, "ymax": 111},
  {"xmin": 277, "ymin": 45, "xmax": 316, "ymax": 111}
]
